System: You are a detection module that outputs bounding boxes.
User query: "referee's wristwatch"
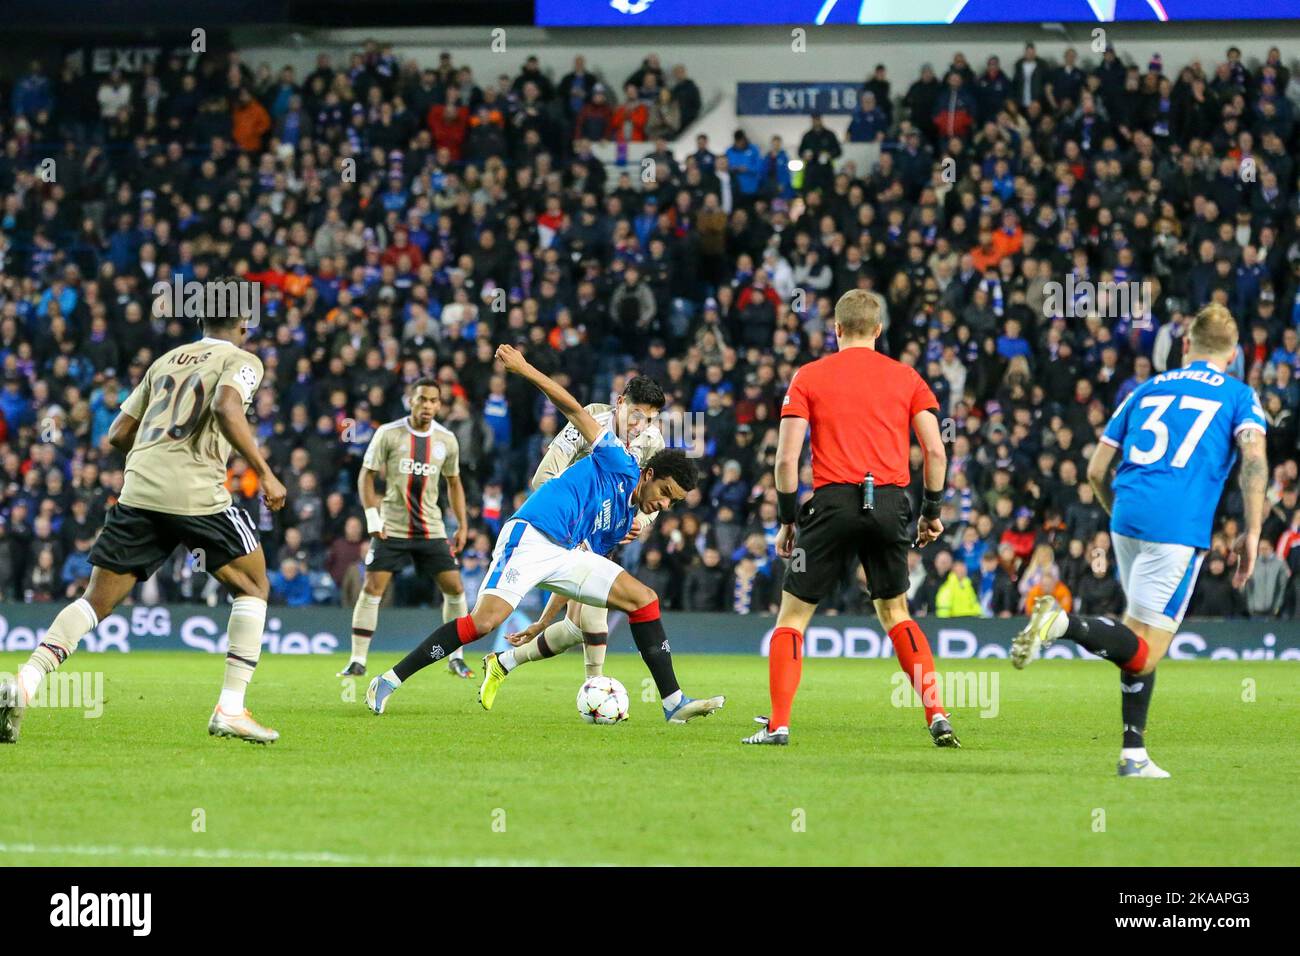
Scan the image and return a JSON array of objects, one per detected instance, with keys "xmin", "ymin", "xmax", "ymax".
[
  {"xmin": 777, "ymin": 489, "xmax": 799, "ymax": 525},
  {"xmin": 920, "ymin": 488, "xmax": 942, "ymax": 521}
]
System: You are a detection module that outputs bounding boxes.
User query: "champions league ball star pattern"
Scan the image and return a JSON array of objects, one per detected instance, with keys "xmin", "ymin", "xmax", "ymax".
[{"xmin": 577, "ymin": 676, "xmax": 631, "ymax": 724}]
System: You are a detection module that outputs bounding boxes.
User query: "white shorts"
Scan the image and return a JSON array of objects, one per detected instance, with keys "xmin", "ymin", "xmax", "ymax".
[
  {"xmin": 481, "ymin": 519, "xmax": 625, "ymax": 610},
  {"xmin": 1112, "ymin": 533, "xmax": 1208, "ymax": 632}
]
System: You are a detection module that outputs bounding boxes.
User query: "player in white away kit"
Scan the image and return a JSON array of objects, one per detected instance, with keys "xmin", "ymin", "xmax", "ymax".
[
  {"xmin": 1013, "ymin": 305, "xmax": 1268, "ymax": 778},
  {"xmin": 338, "ymin": 379, "xmax": 472, "ymax": 680},
  {"xmin": 477, "ymin": 375, "xmax": 665, "ymax": 711},
  {"xmin": 0, "ymin": 297, "xmax": 289, "ymax": 744}
]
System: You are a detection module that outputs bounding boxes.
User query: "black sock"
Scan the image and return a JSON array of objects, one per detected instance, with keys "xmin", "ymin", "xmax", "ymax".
[
  {"xmin": 393, "ymin": 619, "xmax": 464, "ymax": 682},
  {"xmin": 1063, "ymin": 615, "xmax": 1140, "ymax": 667},
  {"xmin": 1121, "ymin": 669, "xmax": 1155, "ymax": 749},
  {"xmin": 629, "ymin": 616, "xmax": 680, "ymax": 701}
]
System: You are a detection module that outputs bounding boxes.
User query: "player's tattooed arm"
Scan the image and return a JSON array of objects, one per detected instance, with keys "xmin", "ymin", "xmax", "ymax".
[
  {"xmin": 1235, "ymin": 428, "xmax": 1268, "ymax": 589},
  {"xmin": 1086, "ymin": 440, "xmax": 1118, "ymax": 516},
  {"xmin": 496, "ymin": 344, "xmax": 603, "ymax": 447},
  {"xmin": 1237, "ymin": 428, "xmax": 1267, "ymax": 529}
]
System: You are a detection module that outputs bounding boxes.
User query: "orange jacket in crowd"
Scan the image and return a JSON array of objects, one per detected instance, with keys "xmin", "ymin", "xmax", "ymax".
[
  {"xmin": 469, "ymin": 108, "xmax": 505, "ymax": 130},
  {"xmin": 281, "ymin": 270, "xmax": 312, "ymax": 300},
  {"xmin": 232, "ymin": 98, "xmax": 271, "ymax": 153},
  {"xmin": 1024, "ymin": 581, "xmax": 1073, "ymax": 615},
  {"xmin": 971, "ymin": 228, "xmax": 1022, "ymax": 272},
  {"xmin": 226, "ymin": 467, "xmax": 260, "ymax": 500}
]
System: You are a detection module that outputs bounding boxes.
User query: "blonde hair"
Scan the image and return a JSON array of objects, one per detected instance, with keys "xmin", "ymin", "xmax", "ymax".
[
  {"xmin": 1189, "ymin": 303, "xmax": 1238, "ymax": 356},
  {"xmin": 834, "ymin": 289, "xmax": 883, "ymax": 338}
]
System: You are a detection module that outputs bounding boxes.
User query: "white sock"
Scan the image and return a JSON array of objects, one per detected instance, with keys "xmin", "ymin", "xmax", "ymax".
[
  {"xmin": 1121, "ymin": 747, "xmax": 1149, "ymax": 762},
  {"xmin": 498, "ymin": 648, "xmax": 518, "ymax": 671},
  {"xmin": 350, "ymin": 592, "xmax": 381, "ymax": 665},
  {"xmin": 1048, "ymin": 610, "xmax": 1070, "ymax": 639},
  {"xmin": 216, "ymin": 595, "xmax": 267, "ymax": 717},
  {"xmin": 382, "ymin": 668, "xmax": 401, "ymax": 687},
  {"xmin": 442, "ymin": 592, "xmax": 469, "ymax": 662},
  {"xmin": 662, "ymin": 689, "xmax": 683, "ymax": 710},
  {"xmin": 18, "ymin": 663, "xmax": 42, "ymax": 701},
  {"xmin": 442, "ymin": 590, "xmax": 469, "ymax": 622}
]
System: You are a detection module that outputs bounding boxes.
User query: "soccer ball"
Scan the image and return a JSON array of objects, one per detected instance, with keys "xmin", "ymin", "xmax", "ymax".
[{"xmin": 576, "ymin": 676, "xmax": 629, "ymax": 724}]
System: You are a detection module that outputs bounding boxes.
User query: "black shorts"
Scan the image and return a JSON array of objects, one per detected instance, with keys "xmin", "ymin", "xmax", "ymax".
[
  {"xmin": 365, "ymin": 535, "xmax": 459, "ymax": 577},
  {"xmin": 782, "ymin": 483, "xmax": 912, "ymax": 604},
  {"xmin": 89, "ymin": 502, "xmax": 261, "ymax": 581}
]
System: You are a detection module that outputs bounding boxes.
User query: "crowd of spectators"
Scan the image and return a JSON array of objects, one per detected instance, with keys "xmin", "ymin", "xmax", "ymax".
[{"xmin": 3, "ymin": 37, "xmax": 1300, "ymax": 618}]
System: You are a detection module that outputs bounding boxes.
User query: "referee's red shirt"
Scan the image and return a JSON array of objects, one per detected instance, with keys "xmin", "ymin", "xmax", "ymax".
[{"xmin": 781, "ymin": 347, "xmax": 939, "ymax": 489}]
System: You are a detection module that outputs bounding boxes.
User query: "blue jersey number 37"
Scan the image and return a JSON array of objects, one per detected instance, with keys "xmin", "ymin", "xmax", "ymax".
[{"xmin": 1128, "ymin": 395, "xmax": 1222, "ymax": 468}]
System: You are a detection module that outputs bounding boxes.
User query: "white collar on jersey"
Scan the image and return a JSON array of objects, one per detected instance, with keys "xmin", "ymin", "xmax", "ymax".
[
  {"xmin": 199, "ymin": 336, "xmax": 227, "ymax": 345},
  {"xmin": 405, "ymin": 416, "xmax": 434, "ymax": 437},
  {"xmin": 1191, "ymin": 359, "xmax": 1225, "ymax": 373}
]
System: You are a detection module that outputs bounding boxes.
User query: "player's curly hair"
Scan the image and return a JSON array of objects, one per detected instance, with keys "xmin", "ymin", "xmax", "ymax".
[
  {"xmin": 644, "ymin": 448, "xmax": 698, "ymax": 492},
  {"xmin": 622, "ymin": 374, "xmax": 666, "ymax": 410}
]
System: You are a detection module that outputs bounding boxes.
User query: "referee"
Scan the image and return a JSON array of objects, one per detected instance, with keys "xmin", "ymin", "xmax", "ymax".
[{"xmin": 742, "ymin": 290, "xmax": 959, "ymax": 747}]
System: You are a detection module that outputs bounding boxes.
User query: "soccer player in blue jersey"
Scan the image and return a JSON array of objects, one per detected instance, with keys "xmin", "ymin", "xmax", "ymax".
[
  {"xmin": 365, "ymin": 344, "xmax": 725, "ymax": 724},
  {"xmin": 1013, "ymin": 305, "xmax": 1268, "ymax": 778}
]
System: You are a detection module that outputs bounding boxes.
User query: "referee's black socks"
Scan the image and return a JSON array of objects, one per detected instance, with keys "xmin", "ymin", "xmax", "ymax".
[{"xmin": 627, "ymin": 599, "xmax": 681, "ymax": 701}]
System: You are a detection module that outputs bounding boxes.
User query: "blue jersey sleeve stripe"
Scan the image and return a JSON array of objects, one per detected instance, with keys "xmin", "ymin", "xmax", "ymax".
[{"xmin": 485, "ymin": 521, "xmax": 528, "ymax": 590}]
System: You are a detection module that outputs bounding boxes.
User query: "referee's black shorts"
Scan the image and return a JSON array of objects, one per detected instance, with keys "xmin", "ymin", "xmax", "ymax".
[{"xmin": 782, "ymin": 483, "xmax": 912, "ymax": 604}]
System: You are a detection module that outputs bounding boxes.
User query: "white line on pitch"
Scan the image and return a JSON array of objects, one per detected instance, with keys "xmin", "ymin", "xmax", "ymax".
[{"xmin": 0, "ymin": 841, "xmax": 609, "ymax": 867}]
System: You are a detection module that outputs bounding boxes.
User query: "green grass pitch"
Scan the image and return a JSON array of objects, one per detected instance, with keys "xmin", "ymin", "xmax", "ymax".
[{"xmin": 1, "ymin": 651, "xmax": 1296, "ymax": 866}]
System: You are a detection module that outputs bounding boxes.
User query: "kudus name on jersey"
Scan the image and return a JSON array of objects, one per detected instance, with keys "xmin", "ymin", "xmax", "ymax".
[
  {"xmin": 50, "ymin": 885, "xmax": 151, "ymax": 936},
  {"xmin": 398, "ymin": 458, "xmax": 439, "ymax": 477}
]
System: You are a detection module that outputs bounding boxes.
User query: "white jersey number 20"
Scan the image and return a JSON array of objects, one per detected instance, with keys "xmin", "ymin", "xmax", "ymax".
[{"xmin": 1128, "ymin": 395, "xmax": 1221, "ymax": 469}]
